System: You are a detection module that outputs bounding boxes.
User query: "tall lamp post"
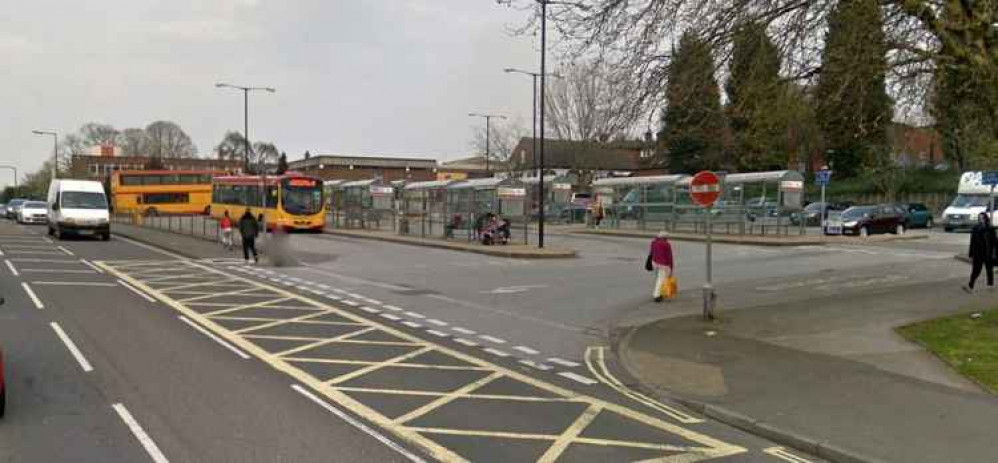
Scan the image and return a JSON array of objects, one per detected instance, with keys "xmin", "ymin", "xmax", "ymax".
[
  {"xmin": 503, "ymin": 68, "xmax": 562, "ymax": 180},
  {"xmin": 467, "ymin": 113, "xmax": 506, "ymax": 174},
  {"xmin": 32, "ymin": 130, "xmax": 58, "ymax": 180},
  {"xmin": 216, "ymin": 83, "xmax": 275, "ymax": 228},
  {"xmin": 0, "ymin": 165, "xmax": 18, "ymax": 191}
]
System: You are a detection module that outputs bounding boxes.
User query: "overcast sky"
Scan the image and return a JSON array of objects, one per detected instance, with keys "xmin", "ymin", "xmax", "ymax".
[{"xmin": 0, "ymin": 0, "xmax": 541, "ymax": 188}]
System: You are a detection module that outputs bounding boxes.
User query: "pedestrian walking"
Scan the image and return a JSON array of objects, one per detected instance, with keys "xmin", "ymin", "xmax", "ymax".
[
  {"xmin": 964, "ymin": 212, "xmax": 997, "ymax": 292},
  {"xmin": 220, "ymin": 210, "xmax": 234, "ymax": 251},
  {"xmin": 238, "ymin": 208, "xmax": 259, "ymax": 264},
  {"xmin": 648, "ymin": 231, "xmax": 674, "ymax": 302}
]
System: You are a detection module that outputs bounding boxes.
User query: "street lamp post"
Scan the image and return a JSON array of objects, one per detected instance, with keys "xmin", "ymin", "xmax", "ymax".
[
  {"xmin": 32, "ymin": 130, "xmax": 58, "ymax": 180},
  {"xmin": 467, "ymin": 113, "xmax": 506, "ymax": 174},
  {"xmin": 216, "ymin": 83, "xmax": 276, "ymax": 225},
  {"xmin": 0, "ymin": 165, "xmax": 18, "ymax": 190},
  {"xmin": 503, "ymin": 68, "xmax": 562, "ymax": 180}
]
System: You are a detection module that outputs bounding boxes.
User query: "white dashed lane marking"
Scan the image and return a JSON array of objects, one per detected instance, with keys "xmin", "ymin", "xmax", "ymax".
[{"xmin": 548, "ymin": 357, "xmax": 581, "ymax": 368}]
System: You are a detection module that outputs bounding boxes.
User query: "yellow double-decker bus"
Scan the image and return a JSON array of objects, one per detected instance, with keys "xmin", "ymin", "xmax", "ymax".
[
  {"xmin": 210, "ymin": 173, "xmax": 326, "ymax": 231},
  {"xmin": 111, "ymin": 170, "xmax": 217, "ymax": 215}
]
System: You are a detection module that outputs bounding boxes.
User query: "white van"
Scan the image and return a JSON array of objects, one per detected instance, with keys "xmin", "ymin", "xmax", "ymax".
[
  {"xmin": 942, "ymin": 172, "xmax": 996, "ymax": 232},
  {"xmin": 47, "ymin": 179, "xmax": 111, "ymax": 241}
]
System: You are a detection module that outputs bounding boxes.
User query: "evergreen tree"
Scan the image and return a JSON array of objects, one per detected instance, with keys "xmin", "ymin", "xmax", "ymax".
[
  {"xmin": 726, "ymin": 21, "xmax": 787, "ymax": 171},
  {"xmin": 815, "ymin": 0, "xmax": 892, "ymax": 178},
  {"xmin": 277, "ymin": 152, "xmax": 289, "ymax": 174},
  {"xmin": 659, "ymin": 31, "xmax": 726, "ymax": 173}
]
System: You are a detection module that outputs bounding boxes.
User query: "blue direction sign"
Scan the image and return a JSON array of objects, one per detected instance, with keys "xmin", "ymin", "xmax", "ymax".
[
  {"xmin": 816, "ymin": 169, "xmax": 832, "ymax": 186},
  {"xmin": 983, "ymin": 171, "xmax": 998, "ymax": 186}
]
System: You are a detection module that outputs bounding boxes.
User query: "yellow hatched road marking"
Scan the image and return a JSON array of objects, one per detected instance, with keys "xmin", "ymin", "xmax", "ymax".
[
  {"xmin": 275, "ymin": 327, "xmax": 376, "ymax": 357},
  {"xmin": 538, "ymin": 404, "xmax": 602, "ymax": 463},
  {"xmin": 202, "ymin": 297, "xmax": 298, "ymax": 317},
  {"xmin": 394, "ymin": 372, "xmax": 504, "ymax": 424},
  {"xmin": 334, "ymin": 386, "xmax": 575, "ymax": 402},
  {"xmin": 98, "ymin": 259, "xmax": 747, "ymax": 462}
]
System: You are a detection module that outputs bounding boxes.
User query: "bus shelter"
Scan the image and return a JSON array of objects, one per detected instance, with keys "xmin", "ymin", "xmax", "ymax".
[
  {"xmin": 523, "ymin": 174, "xmax": 577, "ymax": 223},
  {"xmin": 331, "ymin": 179, "xmax": 397, "ymax": 231},
  {"xmin": 673, "ymin": 170, "xmax": 805, "ymax": 235},
  {"xmin": 592, "ymin": 175, "xmax": 689, "ymax": 230},
  {"xmin": 401, "ymin": 180, "xmax": 455, "ymax": 237},
  {"xmin": 442, "ymin": 178, "xmax": 528, "ymax": 243}
]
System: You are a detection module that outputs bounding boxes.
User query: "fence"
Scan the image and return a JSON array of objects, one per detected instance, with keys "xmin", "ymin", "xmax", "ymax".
[{"xmin": 112, "ymin": 213, "xmax": 240, "ymax": 245}]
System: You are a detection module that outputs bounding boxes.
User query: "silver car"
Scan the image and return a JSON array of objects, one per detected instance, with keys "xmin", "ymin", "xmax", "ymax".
[{"xmin": 17, "ymin": 201, "xmax": 49, "ymax": 224}]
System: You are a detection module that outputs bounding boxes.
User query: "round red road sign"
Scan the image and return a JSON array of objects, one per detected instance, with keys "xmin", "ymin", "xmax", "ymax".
[{"xmin": 690, "ymin": 171, "xmax": 722, "ymax": 207}]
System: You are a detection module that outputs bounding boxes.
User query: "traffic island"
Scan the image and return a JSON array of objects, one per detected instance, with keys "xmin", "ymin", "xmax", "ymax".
[
  {"xmin": 898, "ymin": 308, "xmax": 998, "ymax": 395},
  {"xmin": 574, "ymin": 228, "xmax": 928, "ymax": 246},
  {"xmin": 324, "ymin": 228, "xmax": 577, "ymax": 259}
]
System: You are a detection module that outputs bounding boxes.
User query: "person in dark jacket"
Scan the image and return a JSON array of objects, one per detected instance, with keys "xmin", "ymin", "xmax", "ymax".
[
  {"xmin": 238, "ymin": 209, "xmax": 260, "ymax": 263},
  {"xmin": 650, "ymin": 231, "xmax": 674, "ymax": 302},
  {"xmin": 964, "ymin": 212, "xmax": 997, "ymax": 292}
]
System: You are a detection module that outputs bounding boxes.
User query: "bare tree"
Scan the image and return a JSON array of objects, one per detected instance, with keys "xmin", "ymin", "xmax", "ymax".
[
  {"xmin": 80, "ymin": 122, "xmax": 120, "ymax": 147},
  {"xmin": 145, "ymin": 121, "xmax": 197, "ymax": 158},
  {"xmin": 252, "ymin": 141, "xmax": 280, "ymax": 168},
  {"xmin": 470, "ymin": 117, "xmax": 530, "ymax": 175},
  {"xmin": 214, "ymin": 131, "xmax": 248, "ymax": 161},
  {"xmin": 545, "ymin": 59, "xmax": 645, "ymax": 141},
  {"xmin": 120, "ymin": 128, "xmax": 149, "ymax": 157}
]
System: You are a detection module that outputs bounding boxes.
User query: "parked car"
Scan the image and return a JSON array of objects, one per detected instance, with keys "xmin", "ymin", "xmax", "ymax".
[
  {"xmin": 559, "ymin": 204, "xmax": 588, "ymax": 223},
  {"xmin": 17, "ymin": 201, "xmax": 48, "ymax": 225},
  {"xmin": 5, "ymin": 199, "xmax": 26, "ymax": 219},
  {"xmin": 791, "ymin": 201, "xmax": 853, "ymax": 226},
  {"xmin": 897, "ymin": 202, "xmax": 934, "ymax": 228},
  {"xmin": 837, "ymin": 204, "xmax": 907, "ymax": 236}
]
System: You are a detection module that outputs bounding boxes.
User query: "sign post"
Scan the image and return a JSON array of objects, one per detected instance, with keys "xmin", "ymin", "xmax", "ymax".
[
  {"xmin": 983, "ymin": 171, "xmax": 998, "ymax": 220},
  {"xmin": 816, "ymin": 167, "xmax": 831, "ymax": 233},
  {"xmin": 691, "ymin": 171, "xmax": 722, "ymax": 320}
]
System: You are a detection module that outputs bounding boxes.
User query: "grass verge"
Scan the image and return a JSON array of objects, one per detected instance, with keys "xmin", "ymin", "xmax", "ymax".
[{"xmin": 898, "ymin": 309, "xmax": 998, "ymax": 394}]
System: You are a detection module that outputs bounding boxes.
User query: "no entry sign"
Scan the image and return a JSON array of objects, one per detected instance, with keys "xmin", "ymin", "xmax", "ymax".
[{"xmin": 690, "ymin": 171, "xmax": 721, "ymax": 207}]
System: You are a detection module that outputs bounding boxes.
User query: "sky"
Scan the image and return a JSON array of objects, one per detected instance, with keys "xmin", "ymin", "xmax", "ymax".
[{"xmin": 0, "ymin": 0, "xmax": 542, "ymax": 188}]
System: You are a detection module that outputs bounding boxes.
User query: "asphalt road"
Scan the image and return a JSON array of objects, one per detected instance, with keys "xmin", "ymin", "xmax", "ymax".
[{"xmin": 0, "ymin": 216, "xmax": 830, "ymax": 462}]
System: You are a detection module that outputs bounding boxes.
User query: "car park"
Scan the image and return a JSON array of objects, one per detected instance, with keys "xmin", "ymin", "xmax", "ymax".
[
  {"xmin": 17, "ymin": 201, "xmax": 48, "ymax": 224},
  {"xmin": 837, "ymin": 204, "xmax": 907, "ymax": 236},
  {"xmin": 791, "ymin": 201, "xmax": 853, "ymax": 226},
  {"xmin": 5, "ymin": 199, "xmax": 26, "ymax": 219}
]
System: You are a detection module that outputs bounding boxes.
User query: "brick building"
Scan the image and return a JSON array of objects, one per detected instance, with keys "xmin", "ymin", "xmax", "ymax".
[
  {"xmin": 71, "ymin": 154, "xmax": 244, "ymax": 181},
  {"xmin": 511, "ymin": 138, "xmax": 652, "ymax": 178},
  {"xmin": 288, "ymin": 155, "xmax": 438, "ymax": 182}
]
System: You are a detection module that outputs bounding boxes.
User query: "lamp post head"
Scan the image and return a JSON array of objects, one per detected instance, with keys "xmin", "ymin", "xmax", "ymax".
[
  {"xmin": 263, "ymin": 87, "xmax": 276, "ymax": 93},
  {"xmin": 215, "ymin": 82, "xmax": 229, "ymax": 88}
]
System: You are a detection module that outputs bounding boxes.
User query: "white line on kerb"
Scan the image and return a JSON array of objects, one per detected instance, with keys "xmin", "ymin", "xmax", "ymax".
[
  {"xmin": 557, "ymin": 371, "xmax": 598, "ymax": 385},
  {"xmin": 178, "ymin": 316, "xmax": 250, "ymax": 359},
  {"xmin": 118, "ymin": 280, "xmax": 157, "ymax": 303},
  {"xmin": 80, "ymin": 259, "xmax": 105, "ymax": 274},
  {"xmin": 4, "ymin": 260, "xmax": 19, "ymax": 276},
  {"xmin": 50, "ymin": 322, "xmax": 93, "ymax": 372},
  {"xmin": 291, "ymin": 384, "xmax": 426, "ymax": 463},
  {"xmin": 21, "ymin": 282, "xmax": 43, "ymax": 309},
  {"xmin": 112, "ymin": 403, "xmax": 170, "ymax": 463},
  {"xmin": 56, "ymin": 246, "xmax": 75, "ymax": 256},
  {"xmin": 548, "ymin": 357, "xmax": 581, "ymax": 368}
]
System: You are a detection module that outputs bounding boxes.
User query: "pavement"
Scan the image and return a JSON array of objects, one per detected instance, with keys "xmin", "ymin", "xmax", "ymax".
[
  {"xmin": 325, "ymin": 228, "xmax": 578, "ymax": 259},
  {"xmin": 616, "ymin": 258, "xmax": 998, "ymax": 463},
  {"xmin": 0, "ymin": 218, "xmax": 834, "ymax": 462},
  {"xmin": 574, "ymin": 228, "xmax": 930, "ymax": 247}
]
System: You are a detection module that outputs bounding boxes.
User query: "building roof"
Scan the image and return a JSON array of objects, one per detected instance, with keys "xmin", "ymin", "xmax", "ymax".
[
  {"xmin": 439, "ymin": 155, "xmax": 508, "ymax": 171},
  {"xmin": 290, "ymin": 155, "xmax": 437, "ymax": 170},
  {"xmin": 512, "ymin": 138, "xmax": 646, "ymax": 171}
]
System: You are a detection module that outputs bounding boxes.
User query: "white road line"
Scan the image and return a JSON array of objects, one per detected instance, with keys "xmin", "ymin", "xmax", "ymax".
[
  {"xmin": 326, "ymin": 295, "xmax": 342, "ymax": 301},
  {"xmin": 513, "ymin": 346, "xmax": 540, "ymax": 355},
  {"xmin": 42, "ymin": 237, "xmax": 53, "ymax": 243},
  {"xmin": 0, "ymin": 248, "xmax": 4, "ymax": 256},
  {"xmin": 50, "ymin": 322, "xmax": 93, "ymax": 372},
  {"xmin": 379, "ymin": 313, "xmax": 401, "ymax": 321},
  {"xmin": 426, "ymin": 319, "xmax": 448, "ymax": 327},
  {"xmin": 548, "ymin": 357, "xmax": 581, "ymax": 368},
  {"xmin": 452, "ymin": 327, "xmax": 476, "ymax": 335},
  {"xmin": 178, "ymin": 316, "xmax": 251, "ymax": 359},
  {"xmin": 4, "ymin": 260, "xmax": 19, "ymax": 276},
  {"xmin": 347, "ymin": 293, "xmax": 365, "ymax": 299},
  {"xmin": 21, "ymin": 269, "xmax": 97, "ymax": 274},
  {"xmin": 382, "ymin": 305, "xmax": 404, "ymax": 312},
  {"xmin": 401, "ymin": 321, "xmax": 423, "ymax": 328},
  {"xmin": 291, "ymin": 385, "xmax": 426, "ymax": 463},
  {"xmin": 557, "ymin": 371, "xmax": 598, "ymax": 386},
  {"xmin": 454, "ymin": 338, "xmax": 478, "ymax": 347},
  {"xmin": 479, "ymin": 335, "xmax": 507, "ymax": 344},
  {"xmin": 518, "ymin": 360, "xmax": 553, "ymax": 371},
  {"xmin": 31, "ymin": 281, "xmax": 118, "ymax": 287},
  {"xmin": 763, "ymin": 447, "xmax": 814, "ymax": 463},
  {"xmin": 111, "ymin": 403, "xmax": 170, "ymax": 463},
  {"xmin": 483, "ymin": 348, "xmax": 510, "ymax": 357},
  {"xmin": 57, "ymin": 245, "xmax": 75, "ymax": 256},
  {"xmin": 342, "ymin": 300, "xmax": 360, "ymax": 306},
  {"xmin": 317, "ymin": 284, "xmax": 330, "ymax": 289},
  {"xmin": 426, "ymin": 330, "xmax": 449, "ymax": 337},
  {"xmin": 21, "ymin": 282, "xmax": 43, "ymax": 309},
  {"xmin": 403, "ymin": 312, "xmax": 426, "ymax": 319},
  {"xmin": 363, "ymin": 299, "xmax": 382, "ymax": 305},
  {"xmin": 119, "ymin": 280, "xmax": 158, "ymax": 303},
  {"xmin": 360, "ymin": 306, "xmax": 381, "ymax": 314},
  {"xmin": 80, "ymin": 259, "xmax": 105, "ymax": 274}
]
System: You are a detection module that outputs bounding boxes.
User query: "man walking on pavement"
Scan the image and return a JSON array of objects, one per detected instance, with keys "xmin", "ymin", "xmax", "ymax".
[
  {"xmin": 238, "ymin": 208, "xmax": 259, "ymax": 264},
  {"xmin": 650, "ymin": 230, "xmax": 674, "ymax": 302},
  {"xmin": 964, "ymin": 212, "xmax": 997, "ymax": 292}
]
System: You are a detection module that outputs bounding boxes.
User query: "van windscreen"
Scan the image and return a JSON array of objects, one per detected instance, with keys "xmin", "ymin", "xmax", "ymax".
[{"xmin": 62, "ymin": 191, "xmax": 108, "ymax": 209}]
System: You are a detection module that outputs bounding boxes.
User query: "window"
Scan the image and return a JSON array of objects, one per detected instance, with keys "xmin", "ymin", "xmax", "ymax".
[
  {"xmin": 122, "ymin": 175, "xmax": 144, "ymax": 186},
  {"xmin": 143, "ymin": 175, "xmax": 162, "ymax": 186},
  {"xmin": 143, "ymin": 193, "xmax": 190, "ymax": 204},
  {"xmin": 61, "ymin": 192, "xmax": 108, "ymax": 210}
]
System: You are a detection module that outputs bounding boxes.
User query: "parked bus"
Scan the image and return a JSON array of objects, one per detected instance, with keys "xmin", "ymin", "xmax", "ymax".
[
  {"xmin": 210, "ymin": 173, "xmax": 326, "ymax": 231},
  {"xmin": 111, "ymin": 170, "xmax": 217, "ymax": 215}
]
